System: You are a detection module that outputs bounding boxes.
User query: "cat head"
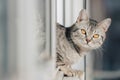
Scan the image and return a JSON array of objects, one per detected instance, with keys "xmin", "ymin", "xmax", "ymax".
[{"xmin": 71, "ymin": 9, "xmax": 111, "ymax": 50}]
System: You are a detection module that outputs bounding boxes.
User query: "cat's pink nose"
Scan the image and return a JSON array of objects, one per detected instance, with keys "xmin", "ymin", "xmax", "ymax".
[{"xmin": 86, "ymin": 38, "xmax": 91, "ymax": 43}]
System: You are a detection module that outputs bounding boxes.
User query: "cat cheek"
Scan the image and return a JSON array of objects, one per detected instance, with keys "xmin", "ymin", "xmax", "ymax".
[
  {"xmin": 72, "ymin": 33, "xmax": 78, "ymax": 38},
  {"xmin": 74, "ymin": 35, "xmax": 79, "ymax": 37}
]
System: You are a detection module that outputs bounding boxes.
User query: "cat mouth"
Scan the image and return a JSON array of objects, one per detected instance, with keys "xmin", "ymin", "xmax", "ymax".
[
  {"xmin": 82, "ymin": 43, "xmax": 94, "ymax": 49},
  {"xmin": 87, "ymin": 44, "xmax": 91, "ymax": 47}
]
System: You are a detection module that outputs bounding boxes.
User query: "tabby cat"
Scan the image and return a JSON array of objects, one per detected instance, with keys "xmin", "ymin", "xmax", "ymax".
[{"xmin": 56, "ymin": 9, "xmax": 111, "ymax": 79}]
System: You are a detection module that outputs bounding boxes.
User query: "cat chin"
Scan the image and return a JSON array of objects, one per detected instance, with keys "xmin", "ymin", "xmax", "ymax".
[{"xmin": 79, "ymin": 43, "xmax": 100, "ymax": 50}]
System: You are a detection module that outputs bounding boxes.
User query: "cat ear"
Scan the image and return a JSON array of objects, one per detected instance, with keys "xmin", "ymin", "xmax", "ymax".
[
  {"xmin": 76, "ymin": 9, "xmax": 89, "ymax": 23},
  {"xmin": 98, "ymin": 18, "xmax": 111, "ymax": 32}
]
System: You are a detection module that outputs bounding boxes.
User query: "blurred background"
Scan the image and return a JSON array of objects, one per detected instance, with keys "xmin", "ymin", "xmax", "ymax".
[
  {"xmin": 91, "ymin": 0, "xmax": 120, "ymax": 80},
  {"xmin": 0, "ymin": 0, "xmax": 120, "ymax": 80}
]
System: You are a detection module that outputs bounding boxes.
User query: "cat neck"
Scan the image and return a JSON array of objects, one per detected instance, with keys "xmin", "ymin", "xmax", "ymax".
[{"xmin": 65, "ymin": 25, "xmax": 81, "ymax": 54}]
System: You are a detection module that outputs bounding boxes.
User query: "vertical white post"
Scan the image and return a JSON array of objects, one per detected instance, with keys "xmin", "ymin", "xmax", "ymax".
[
  {"xmin": 16, "ymin": 0, "xmax": 38, "ymax": 80},
  {"xmin": 16, "ymin": 0, "xmax": 56, "ymax": 80},
  {"xmin": 51, "ymin": 0, "xmax": 56, "ymax": 59},
  {"xmin": 57, "ymin": 0, "xmax": 64, "ymax": 25},
  {"xmin": 72, "ymin": 0, "xmax": 84, "ymax": 24},
  {"xmin": 64, "ymin": 0, "xmax": 73, "ymax": 27}
]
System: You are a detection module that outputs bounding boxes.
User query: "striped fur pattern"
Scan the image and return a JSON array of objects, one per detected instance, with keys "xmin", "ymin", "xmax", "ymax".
[{"xmin": 56, "ymin": 9, "xmax": 111, "ymax": 79}]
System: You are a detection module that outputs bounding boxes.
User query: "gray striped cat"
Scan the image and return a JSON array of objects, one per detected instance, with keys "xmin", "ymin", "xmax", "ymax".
[{"xmin": 56, "ymin": 9, "xmax": 111, "ymax": 79}]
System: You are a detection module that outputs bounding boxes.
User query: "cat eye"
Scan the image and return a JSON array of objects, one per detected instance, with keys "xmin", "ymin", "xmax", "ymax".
[
  {"xmin": 93, "ymin": 34, "xmax": 99, "ymax": 38},
  {"xmin": 81, "ymin": 29, "xmax": 86, "ymax": 34}
]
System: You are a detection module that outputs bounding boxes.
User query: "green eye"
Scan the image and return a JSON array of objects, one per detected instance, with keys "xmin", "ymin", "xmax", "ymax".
[
  {"xmin": 81, "ymin": 29, "xmax": 86, "ymax": 34},
  {"xmin": 93, "ymin": 34, "xmax": 99, "ymax": 38}
]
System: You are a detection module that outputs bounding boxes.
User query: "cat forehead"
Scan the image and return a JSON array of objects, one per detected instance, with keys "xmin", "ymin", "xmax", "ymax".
[
  {"xmin": 88, "ymin": 19, "xmax": 98, "ymax": 30},
  {"xmin": 89, "ymin": 19, "xmax": 98, "ymax": 26},
  {"xmin": 79, "ymin": 21, "xmax": 104, "ymax": 34},
  {"xmin": 76, "ymin": 19, "xmax": 98, "ymax": 27}
]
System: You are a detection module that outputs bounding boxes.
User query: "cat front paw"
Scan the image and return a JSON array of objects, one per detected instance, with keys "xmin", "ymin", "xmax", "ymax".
[
  {"xmin": 64, "ymin": 70, "xmax": 74, "ymax": 77},
  {"xmin": 64, "ymin": 69, "xmax": 84, "ymax": 79},
  {"xmin": 75, "ymin": 71, "xmax": 84, "ymax": 80}
]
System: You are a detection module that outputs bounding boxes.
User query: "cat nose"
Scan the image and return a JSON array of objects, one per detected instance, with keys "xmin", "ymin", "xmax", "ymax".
[{"xmin": 86, "ymin": 38, "xmax": 91, "ymax": 43}]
